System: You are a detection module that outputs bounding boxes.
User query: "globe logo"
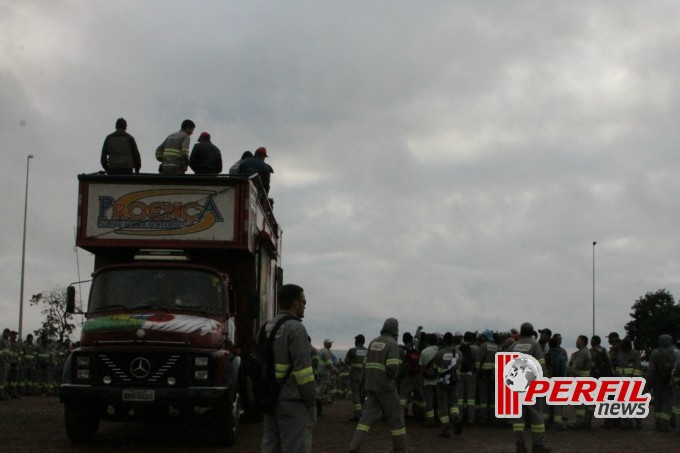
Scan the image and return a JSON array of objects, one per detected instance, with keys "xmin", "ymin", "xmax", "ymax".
[{"xmin": 504, "ymin": 355, "xmax": 542, "ymax": 393}]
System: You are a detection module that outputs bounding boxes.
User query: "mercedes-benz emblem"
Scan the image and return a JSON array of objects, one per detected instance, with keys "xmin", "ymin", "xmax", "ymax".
[{"xmin": 130, "ymin": 357, "xmax": 151, "ymax": 379}]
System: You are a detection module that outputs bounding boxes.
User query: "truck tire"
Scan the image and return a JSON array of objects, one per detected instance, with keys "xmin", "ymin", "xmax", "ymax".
[
  {"xmin": 212, "ymin": 391, "xmax": 238, "ymax": 446},
  {"xmin": 64, "ymin": 402, "xmax": 100, "ymax": 444}
]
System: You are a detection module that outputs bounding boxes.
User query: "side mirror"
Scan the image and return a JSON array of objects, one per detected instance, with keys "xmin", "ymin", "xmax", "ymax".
[{"xmin": 66, "ymin": 286, "xmax": 76, "ymax": 313}]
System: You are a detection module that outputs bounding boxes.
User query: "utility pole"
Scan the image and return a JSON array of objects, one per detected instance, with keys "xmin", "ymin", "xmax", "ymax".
[{"xmin": 19, "ymin": 154, "xmax": 34, "ymax": 340}]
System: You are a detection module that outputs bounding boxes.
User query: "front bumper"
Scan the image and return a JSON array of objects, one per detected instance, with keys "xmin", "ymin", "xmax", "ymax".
[{"xmin": 60, "ymin": 383, "xmax": 231, "ymax": 408}]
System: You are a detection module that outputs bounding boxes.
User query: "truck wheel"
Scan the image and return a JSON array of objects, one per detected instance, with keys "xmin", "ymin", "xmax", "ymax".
[
  {"xmin": 213, "ymin": 392, "xmax": 238, "ymax": 446},
  {"xmin": 64, "ymin": 402, "xmax": 100, "ymax": 444}
]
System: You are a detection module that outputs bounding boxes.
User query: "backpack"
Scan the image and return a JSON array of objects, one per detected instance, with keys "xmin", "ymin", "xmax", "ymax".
[
  {"xmin": 437, "ymin": 351, "xmax": 458, "ymax": 386},
  {"xmin": 403, "ymin": 347, "xmax": 421, "ymax": 375},
  {"xmin": 423, "ymin": 356, "xmax": 438, "ymax": 380},
  {"xmin": 248, "ymin": 315, "xmax": 296, "ymax": 413},
  {"xmin": 459, "ymin": 344, "xmax": 474, "ymax": 373},
  {"xmin": 590, "ymin": 347, "xmax": 612, "ymax": 378}
]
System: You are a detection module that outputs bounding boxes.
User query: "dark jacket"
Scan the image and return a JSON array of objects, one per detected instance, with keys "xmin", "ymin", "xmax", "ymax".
[
  {"xmin": 101, "ymin": 130, "xmax": 141, "ymax": 173},
  {"xmin": 238, "ymin": 156, "xmax": 271, "ymax": 192},
  {"xmin": 189, "ymin": 141, "xmax": 222, "ymax": 175}
]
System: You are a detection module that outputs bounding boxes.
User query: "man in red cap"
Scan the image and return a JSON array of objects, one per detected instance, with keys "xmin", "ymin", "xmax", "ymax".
[
  {"xmin": 189, "ymin": 132, "xmax": 222, "ymax": 175},
  {"xmin": 239, "ymin": 146, "xmax": 273, "ymax": 193}
]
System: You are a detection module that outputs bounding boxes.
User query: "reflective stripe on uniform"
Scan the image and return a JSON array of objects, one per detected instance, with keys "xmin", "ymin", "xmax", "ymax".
[
  {"xmin": 365, "ymin": 362, "xmax": 385, "ymax": 372},
  {"xmin": 356, "ymin": 423, "xmax": 370, "ymax": 432},
  {"xmin": 391, "ymin": 427, "xmax": 406, "ymax": 437},
  {"xmin": 294, "ymin": 366, "xmax": 315, "ymax": 385}
]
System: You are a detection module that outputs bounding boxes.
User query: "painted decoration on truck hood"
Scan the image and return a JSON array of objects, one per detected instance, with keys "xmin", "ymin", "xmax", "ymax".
[{"xmin": 82, "ymin": 313, "xmax": 220, "ymax": 336}]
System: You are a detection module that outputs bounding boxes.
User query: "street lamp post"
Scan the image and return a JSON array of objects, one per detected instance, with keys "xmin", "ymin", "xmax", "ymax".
[
  {"xmin": 19, "ymin": 154, "xmax": 34, "ymax": 340},
  {"xmin": 592, "ymin": 241, "xmax": 596, "ymax": 338}
]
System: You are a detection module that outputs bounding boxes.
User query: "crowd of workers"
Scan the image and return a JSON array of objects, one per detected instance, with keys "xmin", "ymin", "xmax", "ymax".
[
  {"xmin": 307, "ymin": 324, "xmax": 680, "ymax": 453},
  {"xmin": 0, "ymin": 328, "xmax": 73, "ymax": 400}
]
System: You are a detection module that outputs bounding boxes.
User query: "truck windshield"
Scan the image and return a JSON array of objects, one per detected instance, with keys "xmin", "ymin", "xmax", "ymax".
[{"xmin": 89, "ymin": 268, "xmax": 224, "ymax": 315}]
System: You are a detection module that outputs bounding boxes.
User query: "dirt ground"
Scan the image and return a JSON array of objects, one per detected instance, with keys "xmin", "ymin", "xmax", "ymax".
[{"xmin": 1, "ymin": 395, "xmax": 678, "ymax": 452}]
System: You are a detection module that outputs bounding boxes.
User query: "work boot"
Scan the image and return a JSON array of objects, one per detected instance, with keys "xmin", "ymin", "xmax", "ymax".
[
  {"xmin": 0, "ymin": 389, "xmax": 9, "ymax": 401},
  {"xmin": 533, "ymin": 445, "xmax": 552, "ymax": 453},
  {"xmin": 453, "ymin": 416, "xmax": 463, "ymax": 435},
  {"xmin": 584, "ymin": 411, "xmax": 593, "ymax": 429},
  {"xmin": 515, "ymin": 442, "xmax": 528, "ymax": 453},
  {"xmin": 568, "ymin": 420, "xmax": 585, "ymax": 430}
]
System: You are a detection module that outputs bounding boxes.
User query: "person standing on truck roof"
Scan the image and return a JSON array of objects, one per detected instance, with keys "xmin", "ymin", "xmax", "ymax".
[
  {"xmin": 261, "ymin": 284, "xmax": 316, "ymax": 453},
  {"xmin": 229, "ymin": 150, "xmax": 253, "ymax": 174},
  {"xmin": 155, "ymin": 119, "xmax": 195, "ymax": 174},
  {"xmin": 189, "ymin": 132, "xmax": 222, "ymax": 175},
  {"xmin": 239, "ymin": 146, "xmax": 272, "ymax": 193},
  {"xmin": 101, "ymin": 118, "xmax": 141, "ymax": 175}
]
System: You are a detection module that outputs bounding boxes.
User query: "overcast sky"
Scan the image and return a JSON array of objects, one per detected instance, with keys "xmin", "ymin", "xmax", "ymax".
[{"xmin": 2, "ymin": 1, "xmax": 680, "ymax": 353}]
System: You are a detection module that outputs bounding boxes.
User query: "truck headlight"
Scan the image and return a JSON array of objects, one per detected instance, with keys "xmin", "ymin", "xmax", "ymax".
[
  {"xmin": 77, "ymin": 369, "xmax": 91, "ymax": 379},
  {"xmin": 76, "ymin": 355, "xmax": 91, "ymax": 367},
  {"xmin": 194, "ymin": 370, "xmax": 209, "ymax": 380}
]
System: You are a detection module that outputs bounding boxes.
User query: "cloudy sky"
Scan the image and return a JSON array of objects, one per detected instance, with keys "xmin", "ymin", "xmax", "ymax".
[{"xmin": 2, "ymin": 1, "xmax": 680, "ymax": 353}]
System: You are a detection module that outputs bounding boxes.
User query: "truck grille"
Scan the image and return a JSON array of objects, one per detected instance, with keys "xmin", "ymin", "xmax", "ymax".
[{"xmin": 93, "ymin": 352, "xmax": 188, "ymax": 387}]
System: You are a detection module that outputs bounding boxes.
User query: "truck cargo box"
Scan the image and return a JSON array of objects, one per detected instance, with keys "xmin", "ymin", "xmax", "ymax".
[{"xmin": 76, "ymin": 173, "xmax": 279, "ymax": 255}]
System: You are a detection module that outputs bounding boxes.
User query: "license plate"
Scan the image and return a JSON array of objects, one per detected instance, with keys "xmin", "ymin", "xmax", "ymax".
[{"xmin": 122, "ymin": 389, "xmax": 155, "ymax": 402}]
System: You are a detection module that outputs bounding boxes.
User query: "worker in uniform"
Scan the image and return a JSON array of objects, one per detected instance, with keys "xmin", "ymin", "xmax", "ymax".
[
  {"xmin": 477, "ymin": 329, "xmax": 499, "ymax": 425},
  {"xmin": 317, "ymin": 339, "xmax": 334, "ymax": 404},
  {"xmin": 308, "ymin": 336, "xmax": 322, "ymax": 416},
  {"xmin": 420, "ymin": 333, "xmax": 440, "ymax": 427},
  {"xmin": 603, "ymin": 332, "xmax": 622, "ymax": 428},
  {"xmin": 672, "ymin": 349, "xmax": 680, "ymax": 435},
  {"xmin": 616, "ymin": 337, "xmax": 643, "ymax": 430},
  {"xmin": 7, "ymin": 331, "xmax": 21, "ymax": 398},
  {"xmin": 261, "ymin": 284, "xmax": 316, "ymax": 453},
  {"xmin": 398, "ymin": 327, "xmax": 425, "ymax": 421},
  {"xmin": 20, "ymin": 334, "xmax": 37, "ymax": 396},
  {"xmin": 568, "ymin": 335, "xmax": 592, "ymax": 429},
  {"xmin": 337, "ymin": 359, "xmax": 350, "ymax": 400},
  {"xmin": 346, "ymin": 334, "xmax": 368, "ymax": 421},
  {"xmin": 645, "ymin": 334, "xmax": 677, "ymax": 432},
  {"xmin": 544, "ymin": 336, "xmax": 567, "ymax": 430},
  {"xmin": 434, "ymin": 332, "xmax": 462, "ymax": 438},
  {"xmin": 36, "ymin": 333, "xmax": 54, "ymax": 395},
  {"xmin": 155, "ymin": 119, "xmax": 195, "ymax": 174},
  {"xmin": 507, "ymin": 322, "xmax": 551, "ymax": 453},
  {"xmin": 348, "ymin": 318, "xmax": 406, "ymax": 453},
  {"xmin": 0, "ymin": 328, "xmax": 10, "ymax": 401},
  {"xmin": 457, "ymin": 331, "xmax": 480, "ymax": 424}
]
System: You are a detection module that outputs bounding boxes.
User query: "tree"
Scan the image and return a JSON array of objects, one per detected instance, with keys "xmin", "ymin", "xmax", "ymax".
[
  {"xmin": 624, "ymin": 289, "xmax": 680, "ymax": 360},
  {"xmin": 30, "ymin": 287, "xmax": 77, "ymax": 342}
]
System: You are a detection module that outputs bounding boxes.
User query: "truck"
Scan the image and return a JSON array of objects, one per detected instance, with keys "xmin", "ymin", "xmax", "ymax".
[{"xmin": 60, "ymin": 173, "xmax": 282, "ymax": 445}]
